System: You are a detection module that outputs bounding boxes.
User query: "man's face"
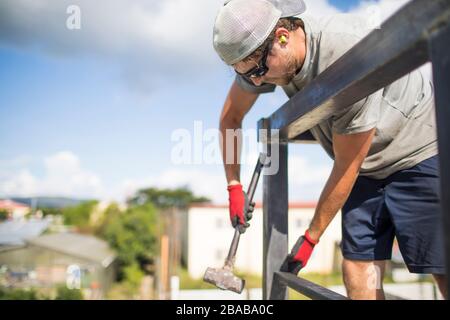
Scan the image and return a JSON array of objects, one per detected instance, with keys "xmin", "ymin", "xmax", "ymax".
[{"xmin": 233, "ymin": 37, "xmax": 299, "ymax": 86}]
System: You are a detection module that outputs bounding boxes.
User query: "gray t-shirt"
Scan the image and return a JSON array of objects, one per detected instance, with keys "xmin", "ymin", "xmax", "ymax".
[{"xmin": 236, "ymin": 15, "xmax": 438, "ymax": 179}]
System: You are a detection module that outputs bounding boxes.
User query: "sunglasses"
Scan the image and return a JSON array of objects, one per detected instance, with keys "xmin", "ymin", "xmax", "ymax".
[{"xmin": 236, "ymin": 42, "xmax": 272, "ymax": 80}]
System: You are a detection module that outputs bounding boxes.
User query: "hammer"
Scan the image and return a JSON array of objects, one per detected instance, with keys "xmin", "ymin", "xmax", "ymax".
[{"xmin": 203, "ymin": 153, "xmax": 266, "ymax": 294}]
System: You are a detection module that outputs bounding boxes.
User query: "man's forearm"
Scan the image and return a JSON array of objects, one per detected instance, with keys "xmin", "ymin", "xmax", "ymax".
[
  {"xmin": 303, "ymin": 128, "xmax": 375, "ymax": 245},
  {"xmin": 220, "ymin": 119, "xmax": 242, "ymax": 185},
  {"xmin": 308, "ymin": 164, "xmax": 359, "ymax": 241}
]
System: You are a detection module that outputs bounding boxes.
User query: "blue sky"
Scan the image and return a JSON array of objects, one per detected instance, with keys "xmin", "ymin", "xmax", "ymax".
[
  {"xmin": 329, "ymin": 0, "xmax": 361, "ymax": 11},
  {"xmin": 0, "ymin": 0, "xmax": 408, "ymax": 203}
]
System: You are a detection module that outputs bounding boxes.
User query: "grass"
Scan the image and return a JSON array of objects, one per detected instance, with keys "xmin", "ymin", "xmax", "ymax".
[
  {"xmin": 178, "ymin": 267, "xmax": 344, "ymax": 298},
  {"xmin": 288, "ymin": 272, "xmax": 344, "ymax": 300},
  {"xmin": 178, "ymin": 268, "xmax": 215, "ymax": 290},
  {"xmin": 178, "ymin": 268, "xmax": 262, "ymax": 290}
]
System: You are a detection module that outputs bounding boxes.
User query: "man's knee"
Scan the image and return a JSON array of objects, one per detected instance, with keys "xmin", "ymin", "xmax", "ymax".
[
  {"xmin": 343, "ymin": 259, "xmax": 383, "ymax": 282},
  {"xmin": 342, "ymin": 259, "xmax": 386, "ymax": 299}
]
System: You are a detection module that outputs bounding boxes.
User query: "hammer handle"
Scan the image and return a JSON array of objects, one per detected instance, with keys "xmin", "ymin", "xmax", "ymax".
[{"xmin": 225, "ymin": 153, "xmax": 266, "ymax": 267}]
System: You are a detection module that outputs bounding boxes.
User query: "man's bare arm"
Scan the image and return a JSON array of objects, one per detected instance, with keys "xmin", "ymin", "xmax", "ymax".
[
  {"xmin": 219, "ymin": 80, "xmax": 259, "ymax": 185},
  {"xmin": 308, "ymin": 128, "xmax": 376, "ymax": 241}
]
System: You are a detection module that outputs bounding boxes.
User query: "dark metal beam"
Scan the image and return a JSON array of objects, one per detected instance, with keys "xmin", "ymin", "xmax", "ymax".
[
  {"xmin": 274, "ymin": 272, "xmax": 348, "ymax": 300},
  {"xmin": 258, "ymin": 119, "xmax": 317, "ymax": 143},
  {"xmin": 263, "ymin": 143, "xmax": 289, "ymax": 300},
  {"xmin": 429, "ymin": 24, "xmax": 450, "ymax": 299},
  {"xmin": 260, "ymin": 0, "xmax": 450, "ymax": 142},
  {"xmin": 289, "ymin": 130, "xmax": 317, "ymax": 144},
  {"xmin": 274, "ymin": 272, "xmax": 406, "ymax": 300}
]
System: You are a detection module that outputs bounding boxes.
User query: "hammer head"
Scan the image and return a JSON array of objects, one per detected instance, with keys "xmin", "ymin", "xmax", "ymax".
[{"xmin": 203, "ymin": 266, "xmax": 245, "ymax": 294}]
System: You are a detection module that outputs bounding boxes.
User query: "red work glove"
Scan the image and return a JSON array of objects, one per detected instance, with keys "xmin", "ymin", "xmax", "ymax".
[
  {"xmin": 285, "ymin": 230, "xmax": 319, "ymax": 274},
  {"xmin": 227, "ymin": 184, "xmax": 255, "ymax": 233}
]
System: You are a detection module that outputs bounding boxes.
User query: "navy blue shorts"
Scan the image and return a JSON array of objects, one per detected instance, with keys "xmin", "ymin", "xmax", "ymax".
[{"xmin": 341, "ymin": 155, "xmax": 445, "ymax": 274}]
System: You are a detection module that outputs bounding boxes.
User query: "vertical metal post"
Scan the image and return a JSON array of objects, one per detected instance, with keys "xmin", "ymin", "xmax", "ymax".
[
  {"xmin": 263, "ymin": 142, "xmax": 289, "ymax": 300},
  {"xmin": 429, "ymin": 25, "xmax": 450, "ymax": 299}
]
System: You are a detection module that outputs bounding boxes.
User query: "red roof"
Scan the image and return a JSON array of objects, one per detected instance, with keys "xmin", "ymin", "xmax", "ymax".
[
  {"xmin": 190, "ymin": 201, "xmax": 317, "ymax": 209},
  {"xmin": 0, "ymin": 200, "xmax": 30, "ymax": 211}
]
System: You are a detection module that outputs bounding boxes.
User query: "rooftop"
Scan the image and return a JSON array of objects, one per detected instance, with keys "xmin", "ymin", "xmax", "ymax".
[
  {"xmin": 0, "ymin": 199, "xmax": 30, "ymax": 211},
  {"xmin": 0, "ymin": 217, "xmax": 52, "ymax": 248},
  {"xmin": 26, "ymin": 232, "xmax": 116, "ymax": 267}
]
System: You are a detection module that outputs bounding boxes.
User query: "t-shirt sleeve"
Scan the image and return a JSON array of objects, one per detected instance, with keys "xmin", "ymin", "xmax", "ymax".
[
  {"xmin": 235, "ymin": 74, "xmax": 276, "ymax": 94},
  {"xmin": 331, "ymin": 90, "xmax": 383, "ymax": 135}
]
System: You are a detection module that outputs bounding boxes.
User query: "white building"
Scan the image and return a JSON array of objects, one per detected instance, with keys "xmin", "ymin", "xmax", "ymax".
[
  {"xmin": 185, "ymin": 203, "xmax": 342, "ymax": 279},
  {"xmin": 0, "ymin": 200, "xmax": 31, "ymax": 220}
]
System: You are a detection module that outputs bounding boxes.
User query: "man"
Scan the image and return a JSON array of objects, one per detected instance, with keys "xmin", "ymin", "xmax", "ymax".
[{"xmin": 213, "ymin": 0, "xmax": 447, "ymax": 299}]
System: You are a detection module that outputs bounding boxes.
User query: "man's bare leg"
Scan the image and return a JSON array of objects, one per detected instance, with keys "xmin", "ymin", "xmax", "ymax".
[
  {"xmin": 433, "ymin": 274, "xmax": 448, "ymax": 299},
  {"xmin": 343, "ymin": 259, "xmax": 386, "ymax": 300}
]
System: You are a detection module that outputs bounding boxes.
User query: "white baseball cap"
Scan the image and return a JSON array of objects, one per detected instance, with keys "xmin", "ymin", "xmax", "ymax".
[{"xmin": 213, "ymin": 0, "xmax": 307, "ymax": 65}]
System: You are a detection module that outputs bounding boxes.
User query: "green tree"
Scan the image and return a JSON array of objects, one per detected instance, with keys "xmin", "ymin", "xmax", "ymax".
[
  {"xmin": 38, "ymin": 207, "xmax": 63, "ymax": 217},
  {"xmin": 0, "ymin": 287, "xmax": 41, "ymax": 300},
  {"xmin": 123, "ymin": 263, "xmax": 144, "ymax": 289},
  {"xmin": 54, "ymin": 286, "xmax": 83, "ymax": 300},
  {"xmin": 101, "ymin": 203, "xmax": 159, "ymax": 278},
  {"xmin": 95, "ymin": 202, "xmax": 122, "ymax": 236},
  {"xmin": 127, "ymin": 186, "xmax": 209, "ymax": 209},
  {"xmin": 62, "ymin": 200, "xmax": 98, "ymax": 229},
  {"xmin": 0, "ymin": 209, "xmax": 9, "ymax": 221}
]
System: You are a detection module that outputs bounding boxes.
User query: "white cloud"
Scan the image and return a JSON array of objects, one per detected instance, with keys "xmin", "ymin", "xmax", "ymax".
[
  {"xmin": 118, "ymin": 168, "xmax": 226, "ymax": 204},
  {"xmin": 288, "ymin": 154, "xmax": 331, "ymax": 185},
  {"xmin": 0, "ymin": 0, "xmax": 346, "ymax": 93},
  {"xmin": 40, "ymin": 151, "xmax": 103, "ymax": 197},
  {"xmin": 239, "ymin": 152, "xmax": 331, "ymax": 202},
  {"xmin": 0, "ymin": 0, "xmax": 225, "ymax": 92},
  {"xmin": 119, "ymin": 152, "xmax": 332, "ymax": 204},
  {"xmin": 349, "ymin": 0, "xmax": 410, "ymax": 20},
  {"xmin": 0, "ymin": 151, "xmax": 104, "ymax": 199},
  {"xmin": 304, "ymin": 0, "xmax": 341, "ymax": 16},
  {"xmin": 0, "ymin": 149, "xmax": 331, "ymax": 204},
  {"xmin": 0, "ymin": 169, "xmax": 38, "ymax": 197}
]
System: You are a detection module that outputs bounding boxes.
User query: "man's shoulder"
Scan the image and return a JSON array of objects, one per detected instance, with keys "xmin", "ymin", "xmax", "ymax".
[
  {"xmin": 304, "ymin": 14, "xmax": 372, "ymax": 38},
  {"xmin": 305, "ymin": 14, "xmax": 373, "ymax": 71}
]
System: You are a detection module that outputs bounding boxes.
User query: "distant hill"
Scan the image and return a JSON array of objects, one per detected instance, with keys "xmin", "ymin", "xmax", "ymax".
[{"xmin": 2, "ymin": 197, "xmax": 92, "ymax": 209}]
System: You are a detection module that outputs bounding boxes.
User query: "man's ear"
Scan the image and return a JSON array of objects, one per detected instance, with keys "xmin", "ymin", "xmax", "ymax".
[{"xmin": 275, "ymin": 27, "xmax": 290, "ymax": 46}]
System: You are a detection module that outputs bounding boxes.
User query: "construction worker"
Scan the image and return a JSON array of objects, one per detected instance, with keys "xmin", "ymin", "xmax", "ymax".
[{"xmin": 213, "ymin": 0, "xmax": 447, "ymax": 299}]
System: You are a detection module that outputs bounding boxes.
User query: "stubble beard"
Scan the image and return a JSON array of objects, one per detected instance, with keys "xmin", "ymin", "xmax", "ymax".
[{"xmin": 266, "ymin": 54, "xmax": 298, "ymax": 86}]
